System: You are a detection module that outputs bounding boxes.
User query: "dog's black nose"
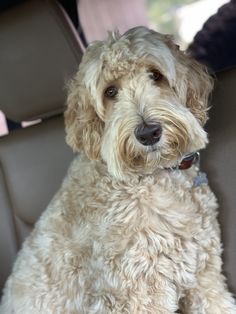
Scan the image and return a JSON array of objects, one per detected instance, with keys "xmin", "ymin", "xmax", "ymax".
[{"xmin": 135, "ymin": 123, "xmax": 162, "ymax": 146}]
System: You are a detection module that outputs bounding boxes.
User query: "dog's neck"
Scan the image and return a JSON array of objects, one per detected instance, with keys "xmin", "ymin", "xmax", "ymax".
[{"xmin": 82, "ymin": 152, "xmax": 201, "ymax": 184}]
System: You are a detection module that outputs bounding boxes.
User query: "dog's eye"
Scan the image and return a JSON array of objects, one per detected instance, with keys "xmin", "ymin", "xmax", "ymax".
[
  {"xmin": 104, "ymin": 86, "xmax": 118, "ymax": 98},
  {"xmin": 149, "ymin": 70, "xmax": 163, "ymax": 82}
]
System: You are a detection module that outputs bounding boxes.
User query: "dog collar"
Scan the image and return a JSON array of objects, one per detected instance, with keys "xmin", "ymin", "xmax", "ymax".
[
  {"xmin": 166, "ymin": 151, "xmax": 209, "ymax": 187},
  {"xmin": 171, "ymin": 151, "xmax": 200, "ymax": 170},
  {"xmin": 178, "ymin": 152, "xmax": 199, "ymax": 170}
]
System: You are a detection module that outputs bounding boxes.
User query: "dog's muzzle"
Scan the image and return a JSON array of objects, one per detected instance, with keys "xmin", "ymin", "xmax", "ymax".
[{"xmin": 135, "ymin": 122, "xmax": 162, "ymax": 146}]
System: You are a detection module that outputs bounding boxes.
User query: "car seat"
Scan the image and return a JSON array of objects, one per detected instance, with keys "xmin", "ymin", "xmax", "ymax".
[
  {"xmin": 201, "ymin": 68, "xmax": 236, "ymax": 295},
  {"xmin": 0, "ymin": 0, "xmax": 83, "ymax": 292}
]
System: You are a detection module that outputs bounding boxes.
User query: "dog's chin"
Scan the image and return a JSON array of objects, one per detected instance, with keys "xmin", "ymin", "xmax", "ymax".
[
  {"xmin": 104, "ymin": 146, "xmax": 194, "ymax": 180},
  {"xmin": 115, "ymin": 146, "xmax": 178, "ymax": 178},
  {"xmin": 125, "ymin": 138, "xmax": 206, "ymax": 176},
  {"xmin": 140, "ymin": 148, "xmax": 179, "ymax": 172},
  {"xmin": 103, "ymin": 143, "xmax": 194, "ymax": 180},
  {"xmin": 146, "ymin": 146, "xmax": 158, "ymax": 153}
]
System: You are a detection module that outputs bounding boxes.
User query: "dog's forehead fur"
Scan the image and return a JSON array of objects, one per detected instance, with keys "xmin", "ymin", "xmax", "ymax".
[{"xmin": 81, "ymin": 27, "xmax": 177, "ymax": 96}]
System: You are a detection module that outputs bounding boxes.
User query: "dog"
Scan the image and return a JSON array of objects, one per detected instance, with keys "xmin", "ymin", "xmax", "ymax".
[{"xmin": 1, "ymin": 26, "xmax": 236, "ymax": 314}]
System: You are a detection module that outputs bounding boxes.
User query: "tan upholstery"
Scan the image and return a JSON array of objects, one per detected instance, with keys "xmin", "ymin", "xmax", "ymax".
[
  {"xmin": 202, "ymin": 68, "xmax": 236, "ymax": 294},
  {"xmin": 0, "ymin": 0, "xmax": 84, "ymax": 122},
  {"xmin": 0, "ymin": 117, "xmax": 74, "ymax": 290},
  {"xmin": 0, "ymin": 0, "xmax": 82, "ymax": 292}
]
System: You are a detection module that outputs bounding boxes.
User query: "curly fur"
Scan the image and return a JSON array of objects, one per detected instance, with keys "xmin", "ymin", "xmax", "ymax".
[{"xmin": 0, "ymin": 26, "xmax": 235, "ymax": 314}]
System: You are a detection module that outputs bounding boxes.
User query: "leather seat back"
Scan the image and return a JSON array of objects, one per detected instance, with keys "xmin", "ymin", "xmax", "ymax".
[
  {"xmin": 0, "ymin": 0, "xmax": 83, "ymax": 291},
  {"xmin": 202, "ymin": 68, "xmax": 236, "ymax": 294}
]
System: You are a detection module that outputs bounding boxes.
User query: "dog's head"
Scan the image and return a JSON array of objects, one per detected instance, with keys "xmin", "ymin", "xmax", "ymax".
[{"xmin": 65, "ymin": 27, "xmax": 213, "ymax": 179}]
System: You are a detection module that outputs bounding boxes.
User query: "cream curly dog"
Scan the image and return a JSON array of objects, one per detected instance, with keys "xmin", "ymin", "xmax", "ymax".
[{"xmin": 1, "ymin": 26, "xmax": 236, "ymax": 314}]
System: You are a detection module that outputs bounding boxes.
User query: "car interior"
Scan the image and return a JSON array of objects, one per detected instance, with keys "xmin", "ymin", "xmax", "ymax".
[
  {"xmin": 0, "ymin": 0, "xmax": 235, "ymax": 298},
  {"xmin": 0, "ymin": 0, "xmax": 83, "ymax": 293}
]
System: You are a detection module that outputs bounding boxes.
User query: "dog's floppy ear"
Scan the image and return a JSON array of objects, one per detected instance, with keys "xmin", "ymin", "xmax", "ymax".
[
  {"xmin": 185, "ymin": 58, "xmax": 213, "ymax": 125},
  {"xmin": 164, "ymin": 35, "xmax": 213, "ymax": 125},
  {"xmin": 65, "ymin": 79, "xmax": 104, "ymax": 160}
]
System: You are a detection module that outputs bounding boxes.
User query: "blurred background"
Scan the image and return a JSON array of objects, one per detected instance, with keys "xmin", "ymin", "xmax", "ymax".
[{"xmin": 147, "ymin": 0, "xmax": 229, "ymax": 48}]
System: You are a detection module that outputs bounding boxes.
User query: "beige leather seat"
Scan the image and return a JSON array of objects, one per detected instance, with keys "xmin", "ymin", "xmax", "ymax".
[
  {"xmin": 201, "ymin": 68, "xmax": 236, "ymax": 294},
  {"xmin": 0, "ymin": 0, "xmax": 83, "ymax": 292}
]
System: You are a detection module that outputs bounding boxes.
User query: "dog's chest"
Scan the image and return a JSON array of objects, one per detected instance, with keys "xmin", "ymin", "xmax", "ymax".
[
  {"xmin": 101, "ymin": 218, "xmax": 199, "ymax": 292},
  {"xmin": 86, "ymin": 172, "xmax": 209, "ymax": 293},
  {"xmin": 54, "ymin": 168, "xmax": 217, "ymax": 312}
]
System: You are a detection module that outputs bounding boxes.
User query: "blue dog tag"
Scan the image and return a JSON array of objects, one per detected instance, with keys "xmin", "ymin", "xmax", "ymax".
[{"xmin": 193, "ymin": 172, "xmax": 208, "ymax": 187}]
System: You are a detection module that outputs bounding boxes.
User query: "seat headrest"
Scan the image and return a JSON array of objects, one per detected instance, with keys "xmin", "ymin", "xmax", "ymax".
[{"xmin": 0, "ymin": 0, "xmax": 84, "ymax": 122}]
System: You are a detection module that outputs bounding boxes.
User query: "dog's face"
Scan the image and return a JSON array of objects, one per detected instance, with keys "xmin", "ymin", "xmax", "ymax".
[{"xmin": 65, "ymin": 27, "xmax": 213, "ymax": 179}]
